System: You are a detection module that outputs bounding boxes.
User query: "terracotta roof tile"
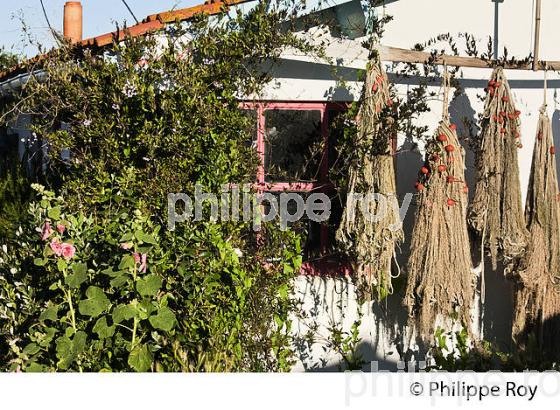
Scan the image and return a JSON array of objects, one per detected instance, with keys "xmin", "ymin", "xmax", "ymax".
[
  {"xmin": 145, "ymin": 0, "xmax": 248, "ymax": 23},
  {"xmin": 80, "ymin": 19, "xmax": 164, "ymax": 47}
]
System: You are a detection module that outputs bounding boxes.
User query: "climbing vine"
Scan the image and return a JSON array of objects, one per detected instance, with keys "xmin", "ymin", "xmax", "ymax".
[{"xmin": 0, "ymin": 3, "xmax": 312, "ymax": 372}]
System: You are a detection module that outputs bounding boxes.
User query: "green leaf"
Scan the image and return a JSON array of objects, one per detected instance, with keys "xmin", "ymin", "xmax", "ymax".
[
  {"xmin": 278, "ymin": 284, "xmax": 288, "ymax": 300},
  {"xmin": 55, "ymin": 331, "xmax": 86, "ymax": 370},
  {"xmin": 135, "ymin": 231, "xmax": 157, "ymax": 245},
  {"xmin": 177, "ymin": 263, "xmax": 189, "ymax": 277},
  {"xmin": 23, "ymin": 343, "xmax": 40, "ymax": 356},
  {"xmin": 128, "ymin": 344, "xmax": 152, "ymax": 372},
  {"xmin": 136, "ymin": 275, "xmax": 162, "ymax": 297},
  {"xmin": 102, "ymin": 267, "xmax": 126, "ymax": 278},
  {"xmin": 57, "ymin": 258, "xmax": 68, "ymax": 272},
  {"xmin": 78, "ymin": 286, "xmax": 110, "ymax": 317},
  {"xmin": 39, "ymin": 305, "xmax": 59, "ymax": 322},
  {"xmin": 137, "ymin": 299, "xmax": 155, "ymax": 320},
  {"xmin": 93, "ymin": 316, "xmax": 115, "ymax": 339},
  {"xmin": 65, "ymin": 327, "xmax": 75, "ymax": 338},
  {"xmin": 283, "ymin": 263, "xmax": 294, "ymax": 274},
  {"xmin": 73, "ymin": 331, "xmax": 87, "ymax": 354},
  {"xmin": 72, "ymin": 262, "xmax": 87, "ymax": 275},
  {"xmin": 149, "ymin": 306, "xmax": 176, "ymax": 332},
  {"xmin": 43, "ymin": 244, "xmax": 54, "ymax": 257},
  {"xmin": 112, "ymin": 304, "xmax": 136, "ymax": 324},
  {"xmin": 33, "ymin": 258, "xmax": 47, "ymax": 266},
  {"xmin": 38, "ymin": 327, "xmax": 57, "ymax": 348},
  {"xmin": 110, "ymin": 275, "xmax": 129, "ymax": 288},
  {"xmin": 47, "ymin": 206, "xmax": 61, "ymax": 220},
  {"xmin": 65, "ymin": 263, "xmax": 88, "ymax": 288},
  {"xmin": 274, "ymin": 314, "xmax": 284, "ymax": 328},
  {"xmin": 25, "ymin": 362, "xmax": 47, "ymax": 372},
  {"xmin": 119, "ymin": 232, "xmax": 134, "ymax": 242},
  {"xmin": 119, "ymin": 254, "xmax": 135, "ymax": 270}
]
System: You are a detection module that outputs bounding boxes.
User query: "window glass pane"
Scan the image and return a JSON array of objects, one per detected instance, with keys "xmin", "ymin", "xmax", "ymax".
[
  {"xmin": 261, "ymin": 192, "xmax": 322, "ymax": 261},
  {"xmin": 264, "ymin": 109, "xmax": 323, "ymax": 182}
]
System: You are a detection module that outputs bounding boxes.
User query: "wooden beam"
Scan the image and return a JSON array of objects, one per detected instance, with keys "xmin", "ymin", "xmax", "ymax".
[
  {"xmin": 533, "ymin": 0, "xmax": 542, "ymax": 71},
  {"xmin": 379, "ymin": 45, "xmax": 560, "ymax": 71}
]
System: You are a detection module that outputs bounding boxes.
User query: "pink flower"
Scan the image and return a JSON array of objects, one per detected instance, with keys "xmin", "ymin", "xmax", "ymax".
[
  {"xmin": 50, "ymin": 238, "xmax": 63, "ymax": 257},
  {"xmin": 50, "ymin": 239, "xmax": 75, "ymax": 260},
  {"xmin": 41, "ymin": 222, "xmax": 53, "ymax": 241},
  {"xmin": 56, "ymin": 224, "xmax": 66, "ymax": 235},
  {"xmin": 132, "ymin": 252, "xmax": 147, "ymax": 273},
  {"xmin": 120, "ymin": 243, "xmax": 132, "ymax": 250},
  {"xmin": 139, "ymin": 253, "xmax": 147, "ymax": 274},
  {"xmin": 60, "ymin": 243, "xmax": 76, "ymax": 260}
]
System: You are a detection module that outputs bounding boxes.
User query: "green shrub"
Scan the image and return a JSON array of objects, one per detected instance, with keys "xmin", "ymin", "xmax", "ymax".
[
  {"xmin": 1, "ymin": 174, "xmax": 302, "ymax": 371},
  {"xmin": 0, "ymin": 3, "xmax": 311, "ymax": 372},
  {"xmin": 430, "ymin": 328, "xmax": 560, "ymax": 371},
  {"xmin": 0, "ymin": 47, "xmax": 19, "ymax": 72},
  {"xmin": 0, "ymin": 160, "xmax": 32, "ymax": 241}
]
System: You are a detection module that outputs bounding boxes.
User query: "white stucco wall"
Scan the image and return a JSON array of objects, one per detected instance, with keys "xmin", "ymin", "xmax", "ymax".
[{"xmin": 266, "ymin": 0, "xmax": 560, "ymax": 371}]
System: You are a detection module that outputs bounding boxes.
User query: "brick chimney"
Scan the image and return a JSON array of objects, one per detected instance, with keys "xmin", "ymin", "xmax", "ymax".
[{"xmin": 63, "ymin": 1, "xmax": 83, "ymax": 43}]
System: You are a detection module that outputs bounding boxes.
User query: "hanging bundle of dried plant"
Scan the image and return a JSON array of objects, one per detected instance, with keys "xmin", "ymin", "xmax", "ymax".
[
  {"xmin": 468, "ymin": 67, "xmax": 529, "ymax": 270},
  {"xmin": 511, "ymin": 107, "xmax": 560, "ymax": 354},
  {"xmin": 336, "ymin": 50, "xmax": 402, "ymax": 300},
  {"xmin": 405, "ymin": 72, "xmax": 474, "ymax": 337}
]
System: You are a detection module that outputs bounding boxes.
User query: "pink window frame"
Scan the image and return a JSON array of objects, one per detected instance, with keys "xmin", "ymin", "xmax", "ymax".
[{"xmin": 240, "ymin": 101, "xmax": 351, "ymax": 276}]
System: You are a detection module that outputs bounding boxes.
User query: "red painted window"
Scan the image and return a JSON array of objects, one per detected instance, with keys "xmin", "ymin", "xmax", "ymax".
[{"xmin": 240, "ymin": 101, "xmax": 351, "ymax": 276}]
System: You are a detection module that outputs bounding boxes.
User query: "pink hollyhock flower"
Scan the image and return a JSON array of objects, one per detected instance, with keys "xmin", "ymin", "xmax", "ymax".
[
  {"xmin": 120, "ymin": 243, "xmax": 132, "ymax": 250},
  {"xmin": 133, "ymin": 252, "xmax": 141, "ymax": 264},
  {"xmin": 56, "ymin": 224, "xmax": 66, "ymax": 234},
  {"xmin": 139, "ymin": 253, "xmax": 147, "ymax": 274},
  {"xmin": 61, "ymin": 243, "xmax": 76, "ymax": 260},
  {"xmin": 50, "ymin": 238, "xmax": 63, "ymax": 257},
  {"xmin": 41, "ymin": 222, "xmax": 53, "ymax": 241}
]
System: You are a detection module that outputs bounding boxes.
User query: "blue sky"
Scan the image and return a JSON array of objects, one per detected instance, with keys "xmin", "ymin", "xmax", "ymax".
[{"xmin": 0, "ymin": 0, "xmax": 200, "ymax": 57}]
